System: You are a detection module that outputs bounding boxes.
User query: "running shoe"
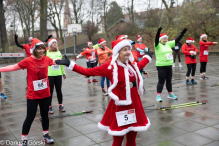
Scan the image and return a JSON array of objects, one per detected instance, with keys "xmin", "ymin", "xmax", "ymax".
[
  {"xmin": 43, "ymin": 133, "xmax": 54, "ymax": 144},
  {"xmin": 19, "ymin": 140, "xmax": 27, "ymax": 146},
  {"xmin": 191, "ymin": 79, "xmax": 197, "ymax": 84},
  {"xmin": 92, "ymin": 79, "xmax": 98, "ymax": 82},
  {"xmin": 172, "ymin": 64, "xmax": 175, "ymax": 68},
  {"xmin": 186, "ymin": 80, "xmax": 192, "ymax": 85},
  {"xmin": 204, "ymin": 76, "xmax": 209, "ymax": 80},
  {"xmin": 59, "ymin": 104, "xmax": 66, "ymax": 112},
  {"xmin": 102, "ymin": 90, "xmax": 108, "ymax": 96},
  {"xmin": 156, "ymin": 95, "xmax": 162, "ymax": 102},
  {"xmin": 87, "ymin": 80, "xmax": 91, "ymax": 83},
  {"xmin": 200, "ymin": 76, "xmax": 205, "ymax": 80},
  {"xmin": 48, "ymin": 106, "xmax": 54, "ymax": 114},
  {"xmin": 167, "ymin": 94, "xmax": 178, "ymax": 100},
  {"xmin": 0, "ymin": 93, "xmax": 6, "ymax": 99},
  {"xmin": 25, "ymin": 87, "xmax": 27, "ymax": 91}
]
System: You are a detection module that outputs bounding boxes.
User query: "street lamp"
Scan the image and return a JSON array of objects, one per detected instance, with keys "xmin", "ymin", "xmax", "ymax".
[{"xmin": 172, "ymin": 0, "xmax": 179, "ymax": 36}]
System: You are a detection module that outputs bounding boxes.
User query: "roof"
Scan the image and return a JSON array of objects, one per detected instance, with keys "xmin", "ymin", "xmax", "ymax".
[{"xmin": 107, "ymin": 19, "xmax": 128, "ymax": 30}]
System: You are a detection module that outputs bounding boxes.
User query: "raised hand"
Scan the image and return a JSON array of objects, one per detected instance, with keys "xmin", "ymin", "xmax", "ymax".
[{"xmin": 158, "ymin": 26, "xmax": 163, "ymax": 31}]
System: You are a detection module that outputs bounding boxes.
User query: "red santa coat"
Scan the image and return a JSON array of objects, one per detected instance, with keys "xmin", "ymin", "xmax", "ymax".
[
  {"xmin": 135, "ymin": 43, "xmax": 147, "ymax": 58},
  {"xmin": 182, "ymin": 44, "xmax": 198, "ymax": 64},
  {"xmin": 80, "ymin": 47, "xmax": 97, "ymax": 62},
  {"xmin": 68, "ymin": 56, "xmax": 151, "ymax": 136},
  {"xmin": 199, "ymin": 41, "xmax": 214, "ymax": 62}
]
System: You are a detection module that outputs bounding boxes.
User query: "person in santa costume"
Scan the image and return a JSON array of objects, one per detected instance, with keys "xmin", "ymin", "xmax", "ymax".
[
  {"xmin": 172, "ymin": 38, "xmax": 183, "ymax": 68},
  {"xmin": 0, "ymin": 38, "xmax": 56, "ymax": 145},
  {"xmin": 154, "ymin": 26, "xmax": 187, "ymax": 102},
  {"xmin": 199, "ymin": 34, "xmax": 218, "ymax": 80},
  {"xmin": 96, "ymin": 38, "xmax": 112, "ymax": 95},
  {"xmin": 75, "ymin": 41, "xmax": 98, "ymax": 83},
  {"xmin": 47, "ymin": 38, "xmax": 66, "ymax": 114},
  {"xmin": 56, "ymin": 39, "xmax": 152, "ymax": 146},
  {"xmin": 182, "ymin": 37, "xmax": 198, "ymax": 85}
]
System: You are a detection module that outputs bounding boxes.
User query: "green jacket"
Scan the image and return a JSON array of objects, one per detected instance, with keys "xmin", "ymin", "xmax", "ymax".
[
  {"xmin": 47, "ymin": 50, "xmax": 65, "ymax": 76},
  {"xmin": 154, "ymin": 40, "xmax": 175, "ymax": 66}
]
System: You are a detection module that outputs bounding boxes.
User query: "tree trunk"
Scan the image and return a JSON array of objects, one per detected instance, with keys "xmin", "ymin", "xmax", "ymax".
[
  {"xmin": 57, "ymin": 15, "xmax": 64, "ymax": 43},
  {"xmin": 0, "ymin": 0, "xmax": 9, "ymax": 53},
  {"xmin": 131, "ymin": 0, "xmax": 134, "ymax": 24},
  {"xmin": 40, "ymin": 0, "xmax": 47, "ymax": 40},
  {"xmin": 103, "ymin": 0, "xmax": 109, "ymax": 37}
]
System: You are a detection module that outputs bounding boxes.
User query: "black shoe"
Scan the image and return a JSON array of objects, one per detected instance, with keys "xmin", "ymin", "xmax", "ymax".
[
  {"xmin": 43, "ymin": 133, "xmax": 54, "ymax": 144},
  {"xmin": 204, "ymin": 76, "xmax": 209, "ymax": 80},
  {"xmin": 59, "ymin": 104, "xmax": 66, "ymax": 112},
  {"xmin": 19, "ymin": 140, "xmax": 27, "ymax": 146},
  {"xmin": 48, "ymin": 106, "xmax": 54, "ymax": 114}
]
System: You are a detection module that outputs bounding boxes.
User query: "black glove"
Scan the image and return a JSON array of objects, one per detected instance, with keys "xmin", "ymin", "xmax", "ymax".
[
  {"xmin": 181, "ymin": 28, "xmax": 187, "ymax": 34},
  {"xmin": 158, "ymin": 26, "xmax": 163, "ymax": 31},
  {"xmin": 55, "ymin": 55, "xmax": 70, "ymax": 67},
  {"xmin": 147, "ymin": 48, "xmax": 153, "ymax": 59},
  {"xmin": 48, "ymin": 35, "xmax": 52, "ymax": 39},
  {"xmin": 15, "ymin": 34, "xmax": 18, "ymax": 40}
]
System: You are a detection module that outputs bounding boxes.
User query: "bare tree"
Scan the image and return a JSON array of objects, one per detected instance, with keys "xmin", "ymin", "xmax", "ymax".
[
  {"xmin": 40, "ymin": 0, "xmax": 47, "ymax": 41},
  {"xmin": 83, "ymin": 20, "xmax": 98, "ymax": 41}
]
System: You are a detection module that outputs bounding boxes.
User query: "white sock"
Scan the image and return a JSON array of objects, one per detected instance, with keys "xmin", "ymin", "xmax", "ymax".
[
  {"xmin": 22, "ymin": 135, "xmax": 27, "ymax": 140},
  {"xmin": 43, "ymin": 130, "xmax": 49, "ymax": 135},
  {"xmin": 179, "ymin": 62, "xmax": 181, "ymax": 65}
]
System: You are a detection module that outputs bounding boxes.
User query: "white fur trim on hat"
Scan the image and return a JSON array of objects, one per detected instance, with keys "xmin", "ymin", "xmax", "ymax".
[
  {"xmin": 186, "ymin": 40, "xmax": 195, "ymax": 43},
  {"xmin": 159, "ymin": 35, "xmax": 168, "ymax": 41},
  {"xmin": 48, "ymin": 39, "xmax": 57, "ymax": 47},
  {"xmin": 98, "ymin": 117, "xmax": 151, "ymax": 136},
  {"xmin": 200, "ymin": 34, "xmax": 207, "ymax": 39},
  {"xmin": 137, "ymin": 37, "xmax": 142, "ymax": 42},
  {"xmin": 32, "ymin": 42, "xmax": 45, "ymax": 51},
  {"xmin": 142, "ymin": 55, "xmax": 152, "ymax": 63},
  {"xmin": 68, "ymin": 61, "xmax": 76, "ymax": 71},
  {"xmin": 113, "ymin": 40, "xmax": 132, "ymax": 56},
  {"xmin": 28, "ymin": 37, "xmax": 33, "ymax": 42},
  {"xmin": 99, "ymin": 41, "xmax": 106, "ymax": 45}
]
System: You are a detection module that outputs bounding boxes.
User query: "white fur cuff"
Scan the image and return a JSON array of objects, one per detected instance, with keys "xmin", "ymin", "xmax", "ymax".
[
  {"xmin": 143, "ymin": 55, "xmax": 152, "ymax": 63},
  {"xmin": 68, "ymin": 61, "xmax": 76, "ymax": 70}
]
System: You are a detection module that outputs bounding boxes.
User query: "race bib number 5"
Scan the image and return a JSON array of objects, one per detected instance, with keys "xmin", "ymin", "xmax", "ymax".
[
  {"xmin": 51, "ymin": 65, "xmax": 60, "ymax": 70},
  {"xmin": 166, "ymin": 53, "xmax": 173, "ymax": 60},
  {"xmin": 116, "ymin": 109, "xmax": 137, "ymax": 127},
  {"xmin": 33, "ymin": 78, "xmax": 47, "ymax": 91}
]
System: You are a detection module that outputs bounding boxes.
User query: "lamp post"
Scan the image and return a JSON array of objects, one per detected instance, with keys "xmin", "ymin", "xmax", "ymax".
[{"xmin": 171, "ymin": 0, "xmax": 179, "ymax": 36}]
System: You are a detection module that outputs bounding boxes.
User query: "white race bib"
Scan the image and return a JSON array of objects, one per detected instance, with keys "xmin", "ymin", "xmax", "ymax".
[
  {"xmin": 140, "ymin": 52, "xmax": 145, "ymax": 55},
  {"xmin": 203, "ymin": 50, "xmax": 208, "ymax": 55},
  {"xmin": 175, "ymin": 46, "xmax": 179, "ymax": 50},
  {"xmin": 33, "ymin": 78, "xmax": 47, "ymax": 91},
  {"xmin": 166, "ymin": 54, "xmax": 173, "ymax": 60},
  {"xmin": 116, "ymin": 109, "xmax": 137, "ymax": 127},
  {"xmin": 30, "ymin": 49, "xmax": 33, "ymax": 54},
  {"xmin": 51, "ymin": 65, "xmax": 60, "ymax": 70}
]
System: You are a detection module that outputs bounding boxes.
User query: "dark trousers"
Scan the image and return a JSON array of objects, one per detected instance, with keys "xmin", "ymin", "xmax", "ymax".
[
  {"xmin": 87, "ymin": 62, "xmax": 96, "ymax": 68},
  {"xmin": 48, "ymin": 75, "xmax": 63, "ymax": 106},
  {"xmin": 157, "ymin": 67, "xmax": 172, "ymax": 93},
  {"xmin": 173, "ymin": 51, "xmax": 181, "ymax": 63},
  {"xmin": 186, "ymin": 64, "xmax": 196, "ymax": 77},
  {"xmin": 22, "ymin": 97, "xmax": 50, "ymax": 134},
  {"xmin": 200, "ymin": 62, "xmax": 207, "ymax": 73}
]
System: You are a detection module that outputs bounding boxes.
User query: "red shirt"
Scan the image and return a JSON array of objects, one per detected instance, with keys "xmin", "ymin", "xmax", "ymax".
[
  {"xmin": 18, "ymin": 56, "xmax": 54, "ymax": 99},
  {"xmin": 135, "ymin": 43, "xmax": 147, "ymax": 58},
  {"xmin": 81, "ymin": 47, "xmax": 97, "ymax": 62},
  {"xmin": 182, "ymin": 44, "xmax": 198, "ymax": 64},
  {"xmin": 23, "ymin": 44, "xmax": 32, "ymax": 57},
  {"xmin": 199, "ymin": 41, "xmax": 214, "ymax": 62}
]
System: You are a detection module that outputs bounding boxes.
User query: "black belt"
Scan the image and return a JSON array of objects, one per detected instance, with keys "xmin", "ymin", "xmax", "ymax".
[{"xmin": 130, "ymin": 82, "xmax": 137, "ymax": 88}]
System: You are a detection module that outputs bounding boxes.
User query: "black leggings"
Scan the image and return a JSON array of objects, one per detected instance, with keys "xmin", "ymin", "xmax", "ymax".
[
  {"xmin": 48, "ymin": 75, "xmax": 63, "ymax": 106},
  {"xmin": 200, "ymin": 62, "xmax": 207, "ymax": 73},
  {"xmin": 157, "ymin": 67, "xmax": 172, "ymax": 93},
  {"xmin": 22, "ymin": 97, "xmax": 50, "ymax": 134},
  {"xmin": 186, "ymin": 64, "xmax": 196, "ymax": 77},
  {"xmin": 87, "ymin": 62, "xmax": 96, "ymax": 68},
  {"xmin": 173, "ymin": 51, "xmax": 181, "ymax": 63}
]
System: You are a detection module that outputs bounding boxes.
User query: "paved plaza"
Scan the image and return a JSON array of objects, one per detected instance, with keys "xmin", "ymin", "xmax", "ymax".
[{"xmin": 1, "ymin": 56, "xmax": 219, "ymax": 146}]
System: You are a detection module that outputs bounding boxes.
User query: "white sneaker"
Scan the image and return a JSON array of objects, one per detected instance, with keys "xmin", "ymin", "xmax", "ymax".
[
  {"xmin": 179, "ymin": 63, "xmax": 182, "ymax": 68},
  {"xmin": 173, "ymin": 64, "xmax": 175, "ymax": 68}
]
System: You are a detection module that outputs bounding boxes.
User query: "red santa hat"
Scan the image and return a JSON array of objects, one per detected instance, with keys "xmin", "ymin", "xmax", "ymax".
[
  {"xmin": 87, "ymin": 41, "xmax": 93, "ymax": 46},
  {"xmin": 137, "ymin": 35, "xmax": 142, "ymax": 41},
  {"xmin": 116, "ymin": 35, "xmax": 128, "ymax": 40},
  {"xmin": 98, "ymin": 38, "xmax": 106, "ymax": 45},
  {"xmin": 200, "ymin": 34, "xmax": 207, "ymax": 39},
  {"xmin": 186, "ymin": 37, "xmax": 195, "ymax": 43},
  {"xmin": 107, "ymin": 39, "xmax": 149, "ymax": 105},
  {"xmin": 159, "ymin": 33, "xmax": 168, "ymax": 41},
  {"xmin": 48, "ymin": 38, "xmax": 57, "ymax": 47},
  {"xmin": 31, "ymin": 38, "xmax": 44, "ymax": 51}
]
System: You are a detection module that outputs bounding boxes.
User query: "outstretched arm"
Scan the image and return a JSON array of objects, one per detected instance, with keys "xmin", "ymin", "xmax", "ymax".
[
  {"xmin": 43, "ymin": 35, "xmax": 52, "ymax": 42},
  {"xmin": 0, "ymin": 64, "xmax": 21, "ymax": 72},
  {"xmin": 175, "ymin": 28, "xmax": 187, "ymax": 44},
  {"xmin": 137, "ymin": 54, "xmax": 152, "ymax": 70},
  {"xmin": 155, "ymin": 27, "xmax": 163, "ymax": 47},
  {"xmin": 15, "ymin": 34, "xmax": 23, "ymax": 48}
]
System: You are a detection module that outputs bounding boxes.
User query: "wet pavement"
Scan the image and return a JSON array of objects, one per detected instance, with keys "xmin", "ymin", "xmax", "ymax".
[{"xmin": 1, "ymin": 56, "xmax": 219, "ymax": 146}]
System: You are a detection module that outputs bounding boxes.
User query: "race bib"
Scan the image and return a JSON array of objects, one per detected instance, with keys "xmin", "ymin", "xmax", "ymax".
[
  {"xmin": 116, "ymin": 109, "xmax": 137, "ymax": 127},
  {"xmin": 204, "ymin": 50, "xmax": 208, "ymax": 55},
  {"xmin": 33, "ymin": 78, "xmax": 47, "ymax": 91},
  {"xmin": 51, "ymin": 65, "xmax": 60, "ymax": 70},
  {"xmin": 140, "ymin": 52, "xmax": 145, "ymax": 55},
  {"xmin": 166, "ymin": 54, "xmax": 173, "ymax": 60},
  {"xmin": 30, "ymin": 49, "xmax": 33, "ymax": 54},
  {"xmin": 175, "ymin": 46, "xmax": 179, "ymax": 50}
]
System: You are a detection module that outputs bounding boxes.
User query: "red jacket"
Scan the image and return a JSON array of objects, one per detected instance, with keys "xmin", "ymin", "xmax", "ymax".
[
  {"xmin": 135, "ymin": 43, "xmax": 147, "ymax": 58},
  {"xmin": 199, "ymin": 41, "xmax": 214, "ymax": 62},
  {"xmin": 80, "ymin": 47, "xmax": 97, "ymax": 62},
  {"xmin": 182, "ymin": 44, "xmax": 198, "ymax": 64}
]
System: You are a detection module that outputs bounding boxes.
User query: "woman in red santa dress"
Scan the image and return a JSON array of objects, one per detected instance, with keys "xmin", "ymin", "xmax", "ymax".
[
  {"xmin": 199, "ymin": 34, "xmax": 218, "ymax": 80},
  {"xmin": 56, "ymin": 39, "xmax": 152, "ymax": 146}
]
